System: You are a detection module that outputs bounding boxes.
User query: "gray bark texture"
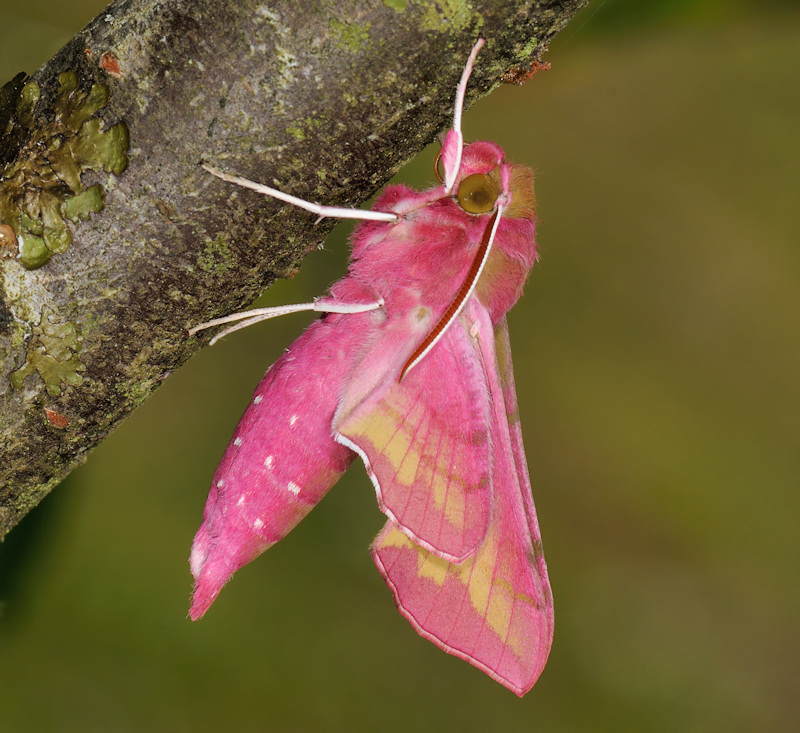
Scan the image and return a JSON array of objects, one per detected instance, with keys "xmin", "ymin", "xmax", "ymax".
[{"xmin": 0, "ymin": 0, "xmax": 589, "ymax": 538}]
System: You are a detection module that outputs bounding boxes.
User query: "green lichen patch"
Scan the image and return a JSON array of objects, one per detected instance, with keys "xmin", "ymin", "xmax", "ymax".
[
  {"xmin": 10, "ymin": 306, "xmax": 85, "ymax": 396},
  {"xmin": 197, "ymin": 235, "xmax": 235, "ymax": 274},
  {"xmin": 420, "ymin": 0, "xmax": 475, "ymax": 32},
  {"xmin": 384, "ymin": 0, "xmax": 409, "ymax": 10},
  {"xmin": 63, "ymin": 185, "xmax": 105, "ymax": 222},
  {"xmin": 0, "ymin": 70, "xmax": 129, "ymax": 270},
  {"xmin": 274, "ymin": 47, "xmax": 298, "ymax": 89},
  {"xmin": 329, "ymin": 18, "xmax": 372, "ymax": 52},
  {"xmin": 286, "ymin": 123, "xmax": 305, "ymax": 141},
  {"xmin": 287, "ymin": 115, "xmax": 322, "ymax": 142}
]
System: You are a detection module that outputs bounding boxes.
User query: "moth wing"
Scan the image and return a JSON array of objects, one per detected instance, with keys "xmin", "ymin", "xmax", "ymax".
[
  {"xmin": 493, "ymin": 316, "xmax": 551, "ymax": 573},
  {"xmin": 371, "ymin": 304, "xmax": 554, "ymax": 696},
  {"xmin": 335, "ymin": 312, "xmax": 492, "ymax": 563}
]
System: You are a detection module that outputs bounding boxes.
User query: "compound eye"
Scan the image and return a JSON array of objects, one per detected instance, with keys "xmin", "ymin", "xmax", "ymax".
[{"xmin": 456, "ymin": 173, "xmax": 498, "ymax": 214}]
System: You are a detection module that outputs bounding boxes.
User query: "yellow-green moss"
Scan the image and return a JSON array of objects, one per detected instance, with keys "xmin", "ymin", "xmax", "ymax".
[
  {"xmin": 287, "ymin": 115, "xmax": 322, "ymax": 142},
  {"xmin": 420, "ymin": 0, "xmax": 475, "ymax": 32},
  {"xmin": 197, "ymin": 235, "xmax": 235, "ymax": 274},
  {"xmin": 329, "ymin": 18, "xmax": 372, "ymax": 52}
]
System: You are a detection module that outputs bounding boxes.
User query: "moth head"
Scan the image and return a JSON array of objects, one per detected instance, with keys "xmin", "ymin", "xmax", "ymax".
[
  {"xmin": 446, "ymin": 140, "xmax": 536, "ymax": 220},
  {"xmin": 436, "ymin": 39, "xmax": 535, "ymax": 220}
]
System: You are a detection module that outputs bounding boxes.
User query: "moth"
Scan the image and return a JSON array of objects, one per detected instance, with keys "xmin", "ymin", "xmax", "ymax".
[{"xmin": 188, "ymin": 39, "xmax": 553, "ymax": 696}]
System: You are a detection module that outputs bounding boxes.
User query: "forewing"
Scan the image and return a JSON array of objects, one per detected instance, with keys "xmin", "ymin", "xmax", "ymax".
[
  {"xmin": 335, "ymin": 314, "xmax": 492, "ymax": 563},
  {"xmin": 371, "ymin": 304, "xmax": 553, "ymax": 696}
]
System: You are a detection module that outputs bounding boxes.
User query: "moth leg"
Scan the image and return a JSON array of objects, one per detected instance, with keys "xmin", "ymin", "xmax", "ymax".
[
  {"xmin": 202, "ymin": 164, "xmax": 398, "ymax": 223},
  {"xmin": 190, "ymin": 299, "xmax": 384, "ymax": 345}
]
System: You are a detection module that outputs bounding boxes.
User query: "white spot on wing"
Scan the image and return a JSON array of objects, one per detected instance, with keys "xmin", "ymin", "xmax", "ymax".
[
  {"xmin": 234, "ymin": 437, "xmax": 243, "ymax": 446},
  {"xmin": 253, "ymin": 518, "xmax": 264, "ymax": 529},
  {"xmin": 236, "ymin": 495, "xmax": 245, "ymax": 506},
  {"xmin": 189, "ymin": 545, "xmax": 205, "ymax": 577},
  {"xmin": 253, "ymin": 395, "xmax": 263, "ymax": 404},
  {"xmin": 290, "ymin": 414, "xmax": 298, "ymax": 427},
  {"xmin": 264, "ymin": 455, "xmax": 274, "ymax": 469},
  {"xmin": 216, "ymin": 479, "xmax": 224, "ymax": 488},
  {"xmin": 287, "ymin": 481, "xmax": 301, "ymax": 495}
]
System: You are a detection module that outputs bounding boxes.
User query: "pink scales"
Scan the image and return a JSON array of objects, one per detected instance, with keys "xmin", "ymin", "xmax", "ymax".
[{"xmin": 189, "ymin": 38, "xmax": 553, "ymax": 696}]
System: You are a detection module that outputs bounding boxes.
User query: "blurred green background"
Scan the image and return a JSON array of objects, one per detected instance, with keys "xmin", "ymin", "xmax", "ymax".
[{"xmin": 1, "ymin": 1, "xmax": 798, "ymax": 731}]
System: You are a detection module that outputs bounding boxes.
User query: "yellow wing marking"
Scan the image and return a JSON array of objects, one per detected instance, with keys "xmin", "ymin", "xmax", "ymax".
[
  {"xmin": 378, "ymin": 526, "xmax": 538, "ymax": 656},
  {"xmin": 345, "ymin": 395, "xmax": 476, "ymax": 531}
]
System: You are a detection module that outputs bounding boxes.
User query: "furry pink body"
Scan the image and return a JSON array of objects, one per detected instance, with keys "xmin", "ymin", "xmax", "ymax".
[{"xmin": 190, "ymin": 132, "xmax": 553, "ymax": 694}]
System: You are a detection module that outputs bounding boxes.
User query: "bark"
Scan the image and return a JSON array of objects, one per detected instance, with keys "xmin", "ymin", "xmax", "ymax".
[{"xmin": 0, "ymin": 0, "xmax": 590, "ymax": 537}]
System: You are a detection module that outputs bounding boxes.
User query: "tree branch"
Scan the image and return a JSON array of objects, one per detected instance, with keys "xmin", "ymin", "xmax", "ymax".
[{"xmin": 0, "ymin": 0, "xmax": 589, "ymax": 537}]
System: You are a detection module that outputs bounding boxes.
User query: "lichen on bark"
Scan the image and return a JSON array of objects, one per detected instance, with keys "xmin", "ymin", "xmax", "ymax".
[
  {"xmin": 0, "ymin": 71, "xmax": 129, "ymax": 269},
  {"xmin": 10, "ymin": 306, "xmax": 84, "ymax": 396}
]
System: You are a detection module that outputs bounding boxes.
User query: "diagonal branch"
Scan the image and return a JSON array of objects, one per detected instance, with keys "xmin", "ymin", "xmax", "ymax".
[{"xmin": 0, "ymin": 0, "xmax": 590, "ymax": 538}]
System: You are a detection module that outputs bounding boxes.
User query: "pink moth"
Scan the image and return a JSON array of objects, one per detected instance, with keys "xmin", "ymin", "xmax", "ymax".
[{"xmin": 189, "ymin": 39, "xmax": 554, "ymax": 696}]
